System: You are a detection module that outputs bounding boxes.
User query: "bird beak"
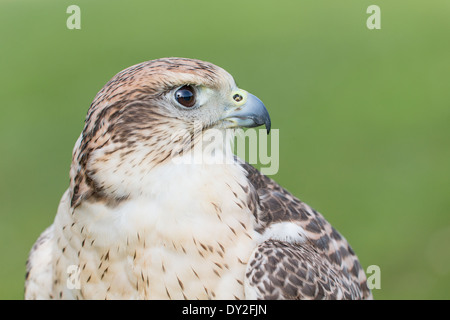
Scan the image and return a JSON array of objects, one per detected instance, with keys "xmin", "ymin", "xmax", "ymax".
[{"xmin": 221, "ymin": 92, "xmax": 271, "ymax": 134}]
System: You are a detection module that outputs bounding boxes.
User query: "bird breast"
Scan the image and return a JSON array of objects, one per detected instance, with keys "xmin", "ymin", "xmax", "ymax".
[{"xmin": 55, "ymin": 160, "xmax": 257, "ymax": 299}]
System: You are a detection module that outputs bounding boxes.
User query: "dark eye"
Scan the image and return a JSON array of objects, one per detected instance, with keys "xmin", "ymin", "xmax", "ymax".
[
  {"xmin": 175, "ymin": 85, "xmax": 196, "ymax": 108},
  {"xmin": 233, "ymin": 93, "xmax": 243, "ymax": 102}
]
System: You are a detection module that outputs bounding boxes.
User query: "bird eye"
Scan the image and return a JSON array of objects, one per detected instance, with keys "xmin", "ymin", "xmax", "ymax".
[
  {"xmin": 233, "ymin": 93, "xmax": 243, "ymax": 102},
  {"xmin": 175, "ymin": 85, "xmax": 196, "ymax": 108}
]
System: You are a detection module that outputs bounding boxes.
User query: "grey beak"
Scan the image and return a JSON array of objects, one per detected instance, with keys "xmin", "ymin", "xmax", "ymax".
[{"xmin": 223, "ymin": 93, "xmax": 271, "ymax": 134}]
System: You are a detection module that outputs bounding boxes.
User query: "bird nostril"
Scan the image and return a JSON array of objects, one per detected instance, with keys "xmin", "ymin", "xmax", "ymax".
[{"xmin": 233, "ymin": 93, "xmax": 243, "ymax": 102}]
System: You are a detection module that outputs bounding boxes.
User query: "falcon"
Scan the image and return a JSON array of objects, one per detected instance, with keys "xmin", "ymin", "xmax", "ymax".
[{"xmin": 25, "ymin": 57, "xmax": 372, "ymax": 300}]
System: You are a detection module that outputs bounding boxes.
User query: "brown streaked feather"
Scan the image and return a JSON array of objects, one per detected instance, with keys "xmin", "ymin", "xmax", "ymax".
[
  {"xmin": 246, "ymin": 240, "xmax": 366, "ymax": 299},
  {"xmin": 240, "ymin": 161, "xmax": 372, "ymax": 300}
]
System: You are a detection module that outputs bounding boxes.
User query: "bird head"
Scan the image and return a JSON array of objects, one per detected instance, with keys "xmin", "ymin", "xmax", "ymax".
[{"xmin": 69, "ymin": 57, "xmax": 271, "ymax": 207}]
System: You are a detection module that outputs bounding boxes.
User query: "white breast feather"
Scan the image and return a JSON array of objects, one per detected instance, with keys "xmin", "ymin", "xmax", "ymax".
[{"xmin": 50, "ymin": 150, "xmax": 257, "ymax": 299}]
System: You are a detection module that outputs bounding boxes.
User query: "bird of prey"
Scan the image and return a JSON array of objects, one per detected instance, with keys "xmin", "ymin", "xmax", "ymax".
[{"xmin": 25, "ymin": 57, "xmax": 371, "ymax": 300}]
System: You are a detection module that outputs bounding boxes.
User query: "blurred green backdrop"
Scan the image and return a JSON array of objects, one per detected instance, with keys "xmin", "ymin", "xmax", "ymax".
[{"xmin": 1, "ymin": 0, "xmax": 449, "ymax": 300}]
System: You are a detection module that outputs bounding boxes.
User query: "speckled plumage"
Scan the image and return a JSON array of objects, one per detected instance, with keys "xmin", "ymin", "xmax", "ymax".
[{"xmin": 25, "ymin": 58, "xmax": 371, "ymax": 300}]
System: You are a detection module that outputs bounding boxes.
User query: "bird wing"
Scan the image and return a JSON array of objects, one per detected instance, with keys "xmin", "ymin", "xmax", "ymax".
[
  {"xmin": 25, "ymin": 224, "xmax": 55, "ymax": 299},
  {"xmin": 25, "ymin": 189, "xmax": 77, "ymax": 300},
  {"xmin": 240, "ymin": 161, "xmax": 372, "ymax": 299}
]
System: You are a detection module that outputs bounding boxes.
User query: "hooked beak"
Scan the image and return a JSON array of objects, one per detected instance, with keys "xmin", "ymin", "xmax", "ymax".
[{"xmin": 221, "ymin": 92, "xmax": 271, "ymax": 134}]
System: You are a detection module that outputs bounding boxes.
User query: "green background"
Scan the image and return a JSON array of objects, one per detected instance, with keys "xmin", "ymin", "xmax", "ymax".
[{"xmin": 1, "ymin": 0, "xmax": 449, "ymax": 299}]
